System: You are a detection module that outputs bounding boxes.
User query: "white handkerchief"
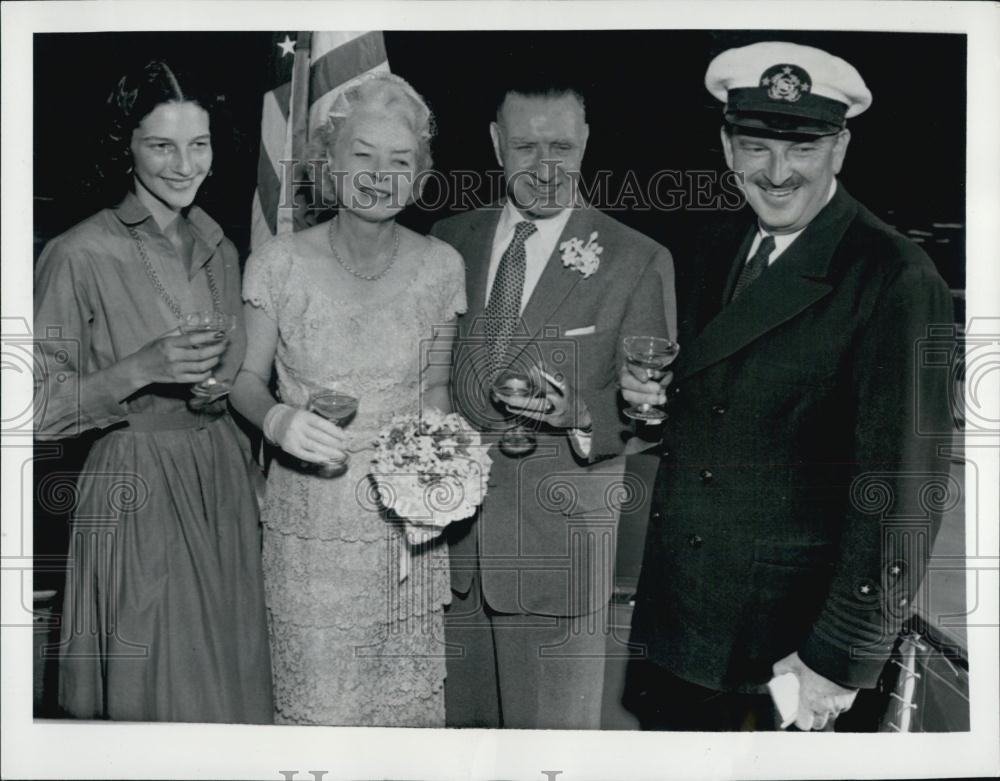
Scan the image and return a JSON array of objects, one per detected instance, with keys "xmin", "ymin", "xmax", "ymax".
[
  {"xmin": 565, "ymin": 325, "xmax": 596, "ymax": 336},
  {"xmin": 767, "ymin": 672, "xmax": 799, "ymax": 728}
]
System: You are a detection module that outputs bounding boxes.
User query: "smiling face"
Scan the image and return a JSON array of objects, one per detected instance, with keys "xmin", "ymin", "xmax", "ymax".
[
  {"xmin": 722, "ymin": 127, "xmax": 850, "ymax": 234},
  {"xmin": 329, "ymin": 108, "xmax": 419, "ymax": 222},
  {"xmin": 491, "ymin": 92, "xmax": 589, "ymax": 219},
  {"xmin": 130, "ymin": 101, "xmax": 212, "ymax": 219}
]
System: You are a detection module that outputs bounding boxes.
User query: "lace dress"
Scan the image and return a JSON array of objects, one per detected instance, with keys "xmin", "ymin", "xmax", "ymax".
[{"xmin": 243, "ymin": 231, "xmax": 466, "ymax": 726}]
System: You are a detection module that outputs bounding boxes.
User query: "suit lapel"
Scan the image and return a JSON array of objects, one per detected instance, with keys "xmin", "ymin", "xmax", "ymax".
[
  {"xmin": 461, "ymin": 208, "xmax": 502, "ymax": 331},
  {"xmin": 505, "ymin": 206, "xmax": 591, "ymax": 366},
  {"xmin": 453, "ymin": 208, "xmax": 503, "ymax": 391},
  {"xmin": 676, "ymin": 184, "xmax": 858, "ymax": 383}
]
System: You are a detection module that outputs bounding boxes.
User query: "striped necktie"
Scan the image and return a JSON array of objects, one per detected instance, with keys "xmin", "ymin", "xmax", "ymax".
[{"xmin": 484, "ymin": 220, "xmax": 537, "ymax": 379}]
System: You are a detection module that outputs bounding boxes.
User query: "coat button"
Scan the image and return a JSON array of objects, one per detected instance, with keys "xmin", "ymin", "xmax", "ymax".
[
  {"xmin": 688, "ymin": 534, "xmax": 704, "ymax": 549},
  {"xmin": 712, "ymin": 404, "xmax": 726, "ymax": 415},
  {"xmin": 700, "ymin": 469, "xmax": 714, "ymax": 483}
]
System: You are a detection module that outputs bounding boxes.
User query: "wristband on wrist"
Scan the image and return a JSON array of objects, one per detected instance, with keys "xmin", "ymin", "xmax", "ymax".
[{"xmin": 262, "ymin": 402, "xmax": 294, "ymax": 446}]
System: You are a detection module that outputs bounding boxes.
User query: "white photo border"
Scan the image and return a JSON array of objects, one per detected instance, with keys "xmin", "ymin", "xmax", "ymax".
[{"xmin": 2, "ymin": 2, "xmax": 998, "ymax": 779}]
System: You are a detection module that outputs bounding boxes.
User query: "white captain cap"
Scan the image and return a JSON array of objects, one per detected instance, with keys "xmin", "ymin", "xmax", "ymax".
[{"xmin": 705, "ymin": 41, "xmax": 872, "ymax": 136}]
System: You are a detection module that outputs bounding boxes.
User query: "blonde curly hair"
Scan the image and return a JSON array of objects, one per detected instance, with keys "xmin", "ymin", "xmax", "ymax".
[{"xmin": 311, "ymin": 72, "xmax": 435, "ymax": 178}]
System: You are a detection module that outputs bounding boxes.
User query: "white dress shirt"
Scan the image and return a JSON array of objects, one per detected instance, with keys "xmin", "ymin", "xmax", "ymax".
[{"xmin": 744, "ymin": 179, "xmax": 838, "ymax": 265}]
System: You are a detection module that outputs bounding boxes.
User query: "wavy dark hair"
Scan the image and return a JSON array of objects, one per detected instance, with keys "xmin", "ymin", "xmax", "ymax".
[{"xmin": 91, "ymin": 59, "xmax": 226, "ymax": 204}]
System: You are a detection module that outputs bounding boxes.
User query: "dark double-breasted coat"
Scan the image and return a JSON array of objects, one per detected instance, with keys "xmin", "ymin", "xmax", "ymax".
[{"xmin": 630, "ymin": 183, "xmax": 955, "ymax": 692}]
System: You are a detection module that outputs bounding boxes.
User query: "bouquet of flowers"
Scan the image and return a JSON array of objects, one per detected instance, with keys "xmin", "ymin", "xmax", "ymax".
[{"xmin": 369, "ymin": 409, "xmax": 493, "ymax": 579}]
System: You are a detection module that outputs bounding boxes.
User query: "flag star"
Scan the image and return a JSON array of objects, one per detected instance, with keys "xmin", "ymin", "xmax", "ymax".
[
  {"xmin": 860, "ymin": 584, "xmax": 872, "ymax": 595},
  {"xmin": 277, "ymin": 35, "xmax": 296, "ymax": 58}
]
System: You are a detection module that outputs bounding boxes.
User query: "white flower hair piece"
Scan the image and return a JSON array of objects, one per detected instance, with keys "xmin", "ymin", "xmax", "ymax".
[
  {"xmin": 559, "ymin": 231, "xmax": 603, "ymax": 278},
  {"xmin": 325, "ymin": 71, "xmax": 433, "ymax": 144}
]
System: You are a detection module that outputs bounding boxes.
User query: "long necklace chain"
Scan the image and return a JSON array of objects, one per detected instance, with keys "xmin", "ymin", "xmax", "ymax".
[
  {"xmin": 327, "ymin": 218, "xmax": 399, "ymax": 282},
  {"xmin": 128, "ymin": 224, "xmax": 222, "ymax": 320}
]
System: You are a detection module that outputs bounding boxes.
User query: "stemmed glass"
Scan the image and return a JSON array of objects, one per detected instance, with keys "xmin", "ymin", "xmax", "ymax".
[
  {"xmin": 491, "ymin": 367, "xmax": 544, "ymax": 457},
  {"xmin": 622, "ymin": 336, "xmax": 680, "ymax": 423},
  {"xmin": 179, "ymin": 310, "xmax": 237, "ymax": 394},
  {"xmin": 305, "ymin": 387, "xmax": 359, "ymax": 477}
]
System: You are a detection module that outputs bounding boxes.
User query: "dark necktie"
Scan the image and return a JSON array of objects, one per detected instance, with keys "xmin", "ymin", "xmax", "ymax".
[
  {"xmin": 731, "ymin": 234, "xmax": 776, "ymax": 302},
  {"xmin": 484, "ymin": 220, "xmax": 537, "ymax": 379}
]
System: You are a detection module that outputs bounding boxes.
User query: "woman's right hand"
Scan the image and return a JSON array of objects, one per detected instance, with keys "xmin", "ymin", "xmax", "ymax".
[
  {"xmin": 131, "ymin": 329, "xmax": 229, "ymax": 385},
  {"xmin": 265, "ymin": 404, "xmax": 349, "ymax": 465}
]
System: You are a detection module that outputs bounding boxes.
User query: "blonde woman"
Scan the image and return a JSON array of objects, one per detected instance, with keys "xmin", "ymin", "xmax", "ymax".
[{"xmin": 231, "ymin": 73, "xmax": 465, "ymax": 726}]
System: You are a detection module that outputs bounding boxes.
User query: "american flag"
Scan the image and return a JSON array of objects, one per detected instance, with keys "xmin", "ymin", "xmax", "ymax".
[{"xmin": 251, "ymin": 31, "xmax": 389, "ymax": 251}]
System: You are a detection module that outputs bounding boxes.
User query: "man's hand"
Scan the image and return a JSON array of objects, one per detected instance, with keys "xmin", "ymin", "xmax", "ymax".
[
  {"xmin": 619, "ymin": 361, "xmax": 673, "ymax": 408},
  {"xmin": 495, "ymin": 368, "xmax": 591, "ymax": 430},
  {"xmin": 772, "ymin": 652, "xmax": 859, "ymax": 731}
]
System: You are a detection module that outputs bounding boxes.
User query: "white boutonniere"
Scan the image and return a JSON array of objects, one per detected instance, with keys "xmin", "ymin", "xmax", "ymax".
[{"xmin": 559, "ymin": 231, "xmax": 603, "ymax": 279}]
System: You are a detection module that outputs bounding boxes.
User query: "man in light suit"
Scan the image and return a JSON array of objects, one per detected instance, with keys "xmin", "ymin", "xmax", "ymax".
[
  {"xmin": 621, "ymin": 42, "xmax": 954, "ymax": 731},
  {"xmin": 431, "ymin": 83, "xmax": 676, "ymax": 729}
]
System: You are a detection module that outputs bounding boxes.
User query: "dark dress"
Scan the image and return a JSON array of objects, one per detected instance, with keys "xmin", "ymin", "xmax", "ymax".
[{"xmin": 34, "ymin": 192, "xmax": 273, "ymax": 722}]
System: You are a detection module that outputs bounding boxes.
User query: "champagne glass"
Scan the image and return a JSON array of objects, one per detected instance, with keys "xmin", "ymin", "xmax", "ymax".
[
  {"xmin": 622, "ymin": 336, "xmax": 680, "ymax": 423},
  {"xmin": 179, "ymin": 310, "xmax": 237, "ymax": 394},
  {"xmin": 306, "ymin": 388, "xmax": 359, "ymax": 476},
  {"xmin": 491, "ymin": 368, "xmax": 544, "ymax": 457}
]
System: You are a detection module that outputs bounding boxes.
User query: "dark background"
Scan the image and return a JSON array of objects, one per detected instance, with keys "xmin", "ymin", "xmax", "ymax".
[
  {"xmin": 34, "ymin": 29, "xmax": 966, "ymax": 288},
  {"xmin": 32, "ymin": 28, "xmax": 967, "ymax": 585}
]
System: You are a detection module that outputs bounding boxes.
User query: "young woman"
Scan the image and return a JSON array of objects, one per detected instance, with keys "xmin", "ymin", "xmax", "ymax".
[
  {"xmin": 230, "ymin": 72, "xmax": 465, "ymax": 726},
  {"xmin": 34, "ymin": 60, "xmax": 272, "ymax": 723}
]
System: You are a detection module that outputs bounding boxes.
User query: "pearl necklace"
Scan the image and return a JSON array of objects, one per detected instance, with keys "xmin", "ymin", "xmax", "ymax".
[{"xmin": 327, "ymin": 218, "xmax": 399, "ymax": 282}]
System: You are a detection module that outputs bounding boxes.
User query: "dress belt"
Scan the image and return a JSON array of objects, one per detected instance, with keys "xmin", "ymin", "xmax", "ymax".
[{"xmin": 124, "ymin": 408, "xmax": 226, "ymax": 432}]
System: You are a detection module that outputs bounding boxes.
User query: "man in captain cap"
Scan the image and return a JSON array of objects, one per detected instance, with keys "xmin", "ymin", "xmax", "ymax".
[{"xmin": 620, "ymin": 41, "xmax": 954, "ymax": 731}]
